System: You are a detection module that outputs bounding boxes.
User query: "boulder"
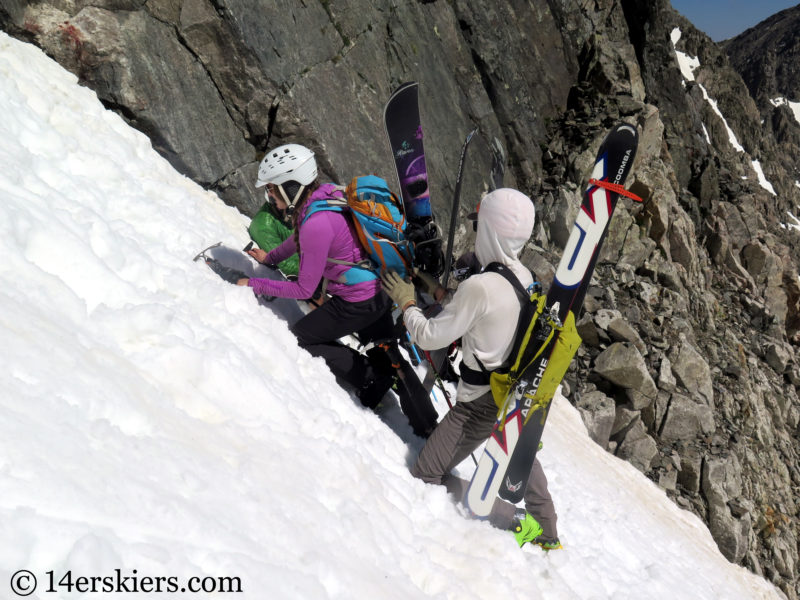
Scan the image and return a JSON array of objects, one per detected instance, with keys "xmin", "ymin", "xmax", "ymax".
[
  {"xmin": 616, "ymin": 420, "xmax": 658, "ymax": 473},
  {"xmin": 658, "ymin": 356, "xmax": 677, "ymax": 392},
  {"xmin": 612, "ymin": 405, "xmax": 640, "ymax": 437},
  {"xmin": 659, "ymin": 393, "xmax": 715, "ymax": 441},
  {"xmin": 764, "ymin": 342, "xmax": 793, "ymax": 374},
  {"xmin": 576, "ymin": 313, "xmax": 603, "ymax": 347},
  {"xmin": 593, "ymin": 342, "xmax": 658, "ymax": 407},
  {"xmin": 677, "ymin": 448, "xmax": 703, "ymax": 493},
  {"xmin": 605, "ymin": 314, "xmax": 647, "ymax": 355},
  {"xmin": 703, "ymin": 455, "xmax": 750, "ymax": 563},
  {"xmin": 575, "ymin": 390, "xmax": 616, "ymax": 449},
  {"xmin": 669, "ymin": 336, "xmax": 714, "ymax": 405}
]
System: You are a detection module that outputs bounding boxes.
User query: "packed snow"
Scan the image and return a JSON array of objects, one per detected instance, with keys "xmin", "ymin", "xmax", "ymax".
[
  {"xmin": 671, "ymin": 28, "xmax": 701, "ymax": 83},
  {"xmin": 0, "ymin": 32, "xmax": 785, "ymax": 599},
  {"xmin": 752, "ymin": 160, "xmax": 777, "ymax": 196},
  {"xmin": 701, "ymin": 122, "xmax": 712, "ymax": 145},
  {"xmin": 783, "ymin": 211, "xmax": 800, "ymax": 232}
]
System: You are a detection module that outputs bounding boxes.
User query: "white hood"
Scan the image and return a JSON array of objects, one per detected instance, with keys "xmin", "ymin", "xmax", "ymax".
[
  {"xmin": 404, "ymin": 188, "xmax": 536, "ymax": 401},
  {"xmin": 474, "ymin": 188, "xmax": 535, "ymax": 269}
]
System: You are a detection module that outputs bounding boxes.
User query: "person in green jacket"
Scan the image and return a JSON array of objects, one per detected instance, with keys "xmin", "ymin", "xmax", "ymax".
[{"xmin": 248, "ymin": 176, "xmax": 300, "ymax": 276}]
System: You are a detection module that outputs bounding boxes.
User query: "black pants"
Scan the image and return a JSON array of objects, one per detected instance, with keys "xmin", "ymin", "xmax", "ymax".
[{"xmin": 290, "ymin": 291, "xmax": 395, "ymax": 389}]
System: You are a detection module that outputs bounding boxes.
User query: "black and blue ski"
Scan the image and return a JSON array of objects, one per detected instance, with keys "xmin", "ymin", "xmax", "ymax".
[{"xmin": 466, "ymin": 122, "xmax": 640, "ymax": 515}]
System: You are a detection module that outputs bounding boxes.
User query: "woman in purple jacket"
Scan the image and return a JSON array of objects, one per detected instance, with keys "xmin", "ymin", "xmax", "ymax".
[{"xmin": 236, "ymin": 144, "xmax": 396, "ymax": 408}]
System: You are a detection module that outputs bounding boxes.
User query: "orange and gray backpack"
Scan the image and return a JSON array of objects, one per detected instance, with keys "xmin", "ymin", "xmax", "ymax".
[{"xmin": 302, "ymin": 175, "xmax": 415, "ymax": 283}]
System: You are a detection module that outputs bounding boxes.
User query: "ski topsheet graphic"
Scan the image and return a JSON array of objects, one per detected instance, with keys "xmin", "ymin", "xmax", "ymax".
[
  {"xmin": 384, "ymin": 81, "xmax": 431, "ymax": 222},
  {"xmin": 384, "ymin": 81, "xmax": 444, "ymax": 277},
  {"xmin": 466, "ymin": 122, "xmax": 640, "ymax": 516}
]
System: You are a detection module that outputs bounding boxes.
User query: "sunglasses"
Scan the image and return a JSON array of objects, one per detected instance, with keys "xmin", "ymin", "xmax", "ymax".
[{"xmin": 265, "ymin": 184, "xmax": 282, "ymax": 203}]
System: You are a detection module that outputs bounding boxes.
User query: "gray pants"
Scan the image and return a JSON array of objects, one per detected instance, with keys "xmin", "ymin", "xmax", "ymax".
[{"xmin": 410, "ymin": 391, "xmax": 558, "ymax": 539}]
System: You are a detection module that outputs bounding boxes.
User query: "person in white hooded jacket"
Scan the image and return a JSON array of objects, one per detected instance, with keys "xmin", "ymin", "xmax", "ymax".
[{"xmin": 381, "ymin": 188, "xmax": 560, "ymax": 550}]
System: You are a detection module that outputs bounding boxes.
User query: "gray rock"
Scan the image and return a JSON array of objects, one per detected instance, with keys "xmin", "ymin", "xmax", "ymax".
[
  {"xmin": 765, "ymin": 536, "xmax": 798, "ymax": 580},
  {"xmin": 659, "ymin": 468, "xmax": 678, "ymax": 491},
  {"xmin": 641, "ymin": 389, "xmax": 670, "ymax": 430},
  {"xmin": 550, "ymin": 186, "xmax": 581, "ymax": 249},
  {"xmin": 616, "ymin": 420, "xmax": 658, "ymax": 473},
  {"xmin": 669, "ymin": 336, "xmax": 714, "ymax": 405},
  {"xmin": 659, "ymin": 393, "xmax": 715, "ymax": 441},
  {"xmin": 624, "ymin": 388, "xmax": 655, "ymax": 411},
  {"xmin": 594, "ymin": 308, "xmax": 622, "ymax": 331},
  {"xmin": 703, "ymin": 455, "xmax": 750, "ymax": 563},
  {"xmin": 575, "ymin": 390, "xmax": 616, "ymax": 450},
  {"xmin": 658, "ymin": 357, "xmax": 678, "ymax": 392},
  {"xmin": 764, "ymin": 342, "xmax": 793, "ymax": 374},
  {"xmin": 576, "ymin": 313, "xmax": 602, "ymax": 347},
  {"xmin": 677, "ymin": 448, "xmax": 703, "ymax": 493},
  {"xmin": 601, "ymin": 202, "xmax": 657, "ymax": 269},
  {"xmin": 606, "ymin": 315, "xmax": 647, "ymax": 355},
  {"xmin": 612, "ymin": 405, "xmax": 640, "ymax": 437},
  {"xmin": 741, "ymin": 241, "xmax": 777, "ymax": 284},
  {"xmin": 708, "ymin": 503, "xmax": 751, "ymax": 564},
  {"xmin": 593, "ymin": 342, "xmax": 658, "ymax": 403},
  {"xmin": 667, "ymin": 211, "xmax": 697, "ymax": 271}
]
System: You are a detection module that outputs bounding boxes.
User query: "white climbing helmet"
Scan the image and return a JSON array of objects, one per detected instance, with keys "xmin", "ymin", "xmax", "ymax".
[{"xmin": 256, "ymin": 143, "xmax": 318, "ymax": 188}]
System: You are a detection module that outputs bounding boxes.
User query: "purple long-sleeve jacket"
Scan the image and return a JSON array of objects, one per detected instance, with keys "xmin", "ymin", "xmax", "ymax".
[{"xmin": 248, "ymin": 184, "xmax": 380, "ymax": 302}]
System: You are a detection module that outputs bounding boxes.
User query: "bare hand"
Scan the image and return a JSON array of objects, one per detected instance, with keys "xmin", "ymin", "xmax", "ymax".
[
  {"xmin": 247, "ymin": 248, "xmax": 268, "ymax": 264},
  {"xmin": 236, "ymin": 278, "xmax": 250, "ymax": 286}
]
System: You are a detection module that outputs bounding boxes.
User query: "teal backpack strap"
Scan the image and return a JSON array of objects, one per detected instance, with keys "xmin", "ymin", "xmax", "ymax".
[
  {"xmin": 302, "ymin": 198, "xmax": 378, "ymax": 284},
  {"xmin": 302, "ymin": 198, "xmax": 345, "ymax": 223}
]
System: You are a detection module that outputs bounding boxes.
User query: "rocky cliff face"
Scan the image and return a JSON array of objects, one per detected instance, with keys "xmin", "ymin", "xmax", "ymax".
[
  {"xmin": 2, "ymin": 0, "xmax": 799, "ymax": 596},
  {"xmin": 725, "ymin": 5, "xmax": 800, "ymax": 105},
  {"xmin": 725, "ymin": 5, "xmax": 800, "ymax": 204}
]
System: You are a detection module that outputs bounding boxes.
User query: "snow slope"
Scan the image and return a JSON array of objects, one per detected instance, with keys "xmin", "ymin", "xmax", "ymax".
[{"xmin": 0, "ymin": 32, "xmax": 783, "ymax": 599}]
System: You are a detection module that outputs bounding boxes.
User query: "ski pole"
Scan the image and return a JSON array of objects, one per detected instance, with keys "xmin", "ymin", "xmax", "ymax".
[
  {"xmin": 441, "ymin": 128, "xmax": 477, "ymax": 289},
  {"xmin": 405, "ymin": 332, "xmax": 423, "ymax": 365}
]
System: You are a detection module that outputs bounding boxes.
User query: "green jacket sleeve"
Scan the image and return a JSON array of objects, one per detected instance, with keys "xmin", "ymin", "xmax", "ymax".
[{"xmin": 248, "ymin": 209, "xmax": 300, "ymax": 276}]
